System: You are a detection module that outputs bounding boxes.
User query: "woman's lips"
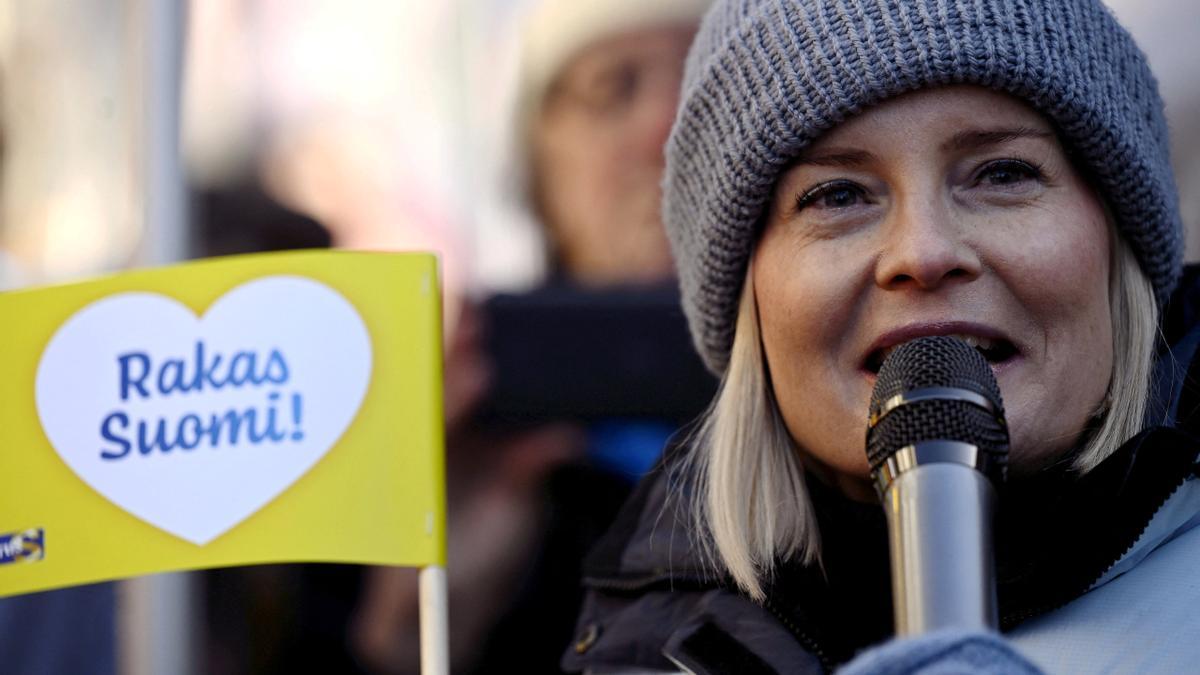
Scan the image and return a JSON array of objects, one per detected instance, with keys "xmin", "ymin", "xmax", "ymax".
[{"xmin": 861, "ymin": 323, "xmax": 1021, "ymax": 375}]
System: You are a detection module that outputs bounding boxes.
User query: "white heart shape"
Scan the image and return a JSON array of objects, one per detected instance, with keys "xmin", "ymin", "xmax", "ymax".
[{"xmin": 35, "ymin": 276, "xmax": 372, "ymax": 545}]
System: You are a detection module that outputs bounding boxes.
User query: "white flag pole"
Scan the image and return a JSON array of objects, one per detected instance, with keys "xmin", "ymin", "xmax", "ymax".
[{"xmin": 419, "ymin": 565, "xmax": 450, "ymax": 675}]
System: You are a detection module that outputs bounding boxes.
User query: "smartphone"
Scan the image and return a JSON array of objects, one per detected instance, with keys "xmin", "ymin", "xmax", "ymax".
[{"xmin": 475, "ymin": 283, "xmax": 718, "ymax": 425}]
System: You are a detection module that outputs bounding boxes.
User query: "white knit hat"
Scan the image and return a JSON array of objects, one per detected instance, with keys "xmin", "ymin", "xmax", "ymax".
[{"xmin": 515, "ymin": 0, "xmax": 712, "ymax": 149}]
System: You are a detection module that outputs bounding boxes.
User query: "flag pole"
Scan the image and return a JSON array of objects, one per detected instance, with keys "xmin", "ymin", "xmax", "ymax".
[
  {"xmin": 419, "ymin": 565, "xmax": 450, "ymax": 675},
  {"xmin": 119, "ymin": 1, "xmax": 193, "ymax": 674}
]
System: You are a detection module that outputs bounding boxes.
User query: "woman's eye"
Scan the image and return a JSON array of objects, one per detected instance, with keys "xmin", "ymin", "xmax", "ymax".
[
  {"xmin": 797, "ymin": 181, "xmax": 866, "ymax": 212},
  {"xmin": 975, "ymin": 159, "xmax": 1043, "ymax": 187},
  {"xmin": 594, "ymin": 64, "xmax": 639, "ymax": 108}
]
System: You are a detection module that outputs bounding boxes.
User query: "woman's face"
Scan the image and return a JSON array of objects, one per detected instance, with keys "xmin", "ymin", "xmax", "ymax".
[
  {"xmin": 754, "ymin": 86, "xmax": 1112, "ymax": 498},
  {"xmin": 532, "ymin": 24, "xmax": 695, "ymax": 286}
]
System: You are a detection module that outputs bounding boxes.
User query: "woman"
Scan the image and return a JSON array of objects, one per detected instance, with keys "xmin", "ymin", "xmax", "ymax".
[
  {"xmin": 563, "ymin": 1, "xmax": 1200, "ymax": 673},
  {"xmin": 353, "ymin": 4, "xmax": 711, "ymax": 673}
]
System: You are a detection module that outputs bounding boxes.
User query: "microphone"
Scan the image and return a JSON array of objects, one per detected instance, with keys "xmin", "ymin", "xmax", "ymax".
[{"xmin": 865, "ymin": 336, "xmax": 1009, "ymax": 636}]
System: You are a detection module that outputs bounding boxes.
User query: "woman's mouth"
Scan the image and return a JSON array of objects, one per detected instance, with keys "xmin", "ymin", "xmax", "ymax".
[{"xmin": 864, "ymin": 333, "xmax": 1019, "ymax": 374}]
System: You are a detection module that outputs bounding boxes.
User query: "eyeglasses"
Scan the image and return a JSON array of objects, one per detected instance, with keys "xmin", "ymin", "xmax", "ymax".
[{"xmin": 543, "ymin": 48, "xmax": 687, "ymax": 126}]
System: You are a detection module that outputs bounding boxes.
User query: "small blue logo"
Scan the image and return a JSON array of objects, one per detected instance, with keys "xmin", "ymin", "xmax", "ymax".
[{"xmin": 0, "ymin": 528, "xmax": 44, "ymax": 565}]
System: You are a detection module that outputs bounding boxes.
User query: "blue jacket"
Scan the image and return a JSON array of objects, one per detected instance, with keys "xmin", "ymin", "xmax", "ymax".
[
  {"xmin": 563, "ymin": 267, "xmax": 1200, "ymax": 674},
  {"xmin": 1007, "ymin": 461, "xmax": 1200, "ymax": 672}
]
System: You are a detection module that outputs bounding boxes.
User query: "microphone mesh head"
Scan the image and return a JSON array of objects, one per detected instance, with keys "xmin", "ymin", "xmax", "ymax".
[{"xmin": 866, "ymin": 336, "xmax": 1008, "ymax": 482}]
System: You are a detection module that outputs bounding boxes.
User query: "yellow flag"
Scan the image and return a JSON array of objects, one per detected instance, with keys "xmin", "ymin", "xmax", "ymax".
[{"xmin": 0, "ymin": 251, "xmax": 445, "ymax": 597}]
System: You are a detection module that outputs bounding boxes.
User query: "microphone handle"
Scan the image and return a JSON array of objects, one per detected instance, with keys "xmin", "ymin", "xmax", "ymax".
[{"xmin": 884, "ymin": 463, "xmax": 999, "ymax": 635}]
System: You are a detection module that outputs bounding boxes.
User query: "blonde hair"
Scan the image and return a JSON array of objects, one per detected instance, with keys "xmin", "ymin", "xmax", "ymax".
[
  {"xmin": 1073, "ymin": 228, "xmax": 1159, "ymax": 470},
  {"xmin": 681, "ymin": 233, "xmax": 1158, "ymax": 601}
]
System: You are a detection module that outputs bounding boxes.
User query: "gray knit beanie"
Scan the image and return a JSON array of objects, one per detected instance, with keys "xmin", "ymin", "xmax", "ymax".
[{"xmin": 664, "ymin": 0, "xmax": 1182, "ymax": 374}]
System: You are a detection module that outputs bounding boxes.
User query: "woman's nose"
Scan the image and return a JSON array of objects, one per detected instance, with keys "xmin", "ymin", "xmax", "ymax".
[
  {"xmin": 632, "ymin": 75, "xmax": 680, "ymax": 168},
  {"xmin": 873, "ymin": 200, "xmax": 981, "ymax": 291}
]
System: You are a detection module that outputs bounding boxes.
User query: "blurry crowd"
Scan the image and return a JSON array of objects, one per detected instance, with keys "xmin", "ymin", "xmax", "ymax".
[
  {"xmin": 0, "ymin": 0, "xmax": 1198, "ymax": 673},
  {"xmin": 4, "ymin": 1, "xmax": 713, "ymax": 673}
]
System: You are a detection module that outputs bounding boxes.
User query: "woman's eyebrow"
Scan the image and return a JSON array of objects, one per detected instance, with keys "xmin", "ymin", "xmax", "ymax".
[
  {"xmin": 793, "ymin": 147, "xmax": 876, "ymax": 168},
  {"xmin": 944, "ymin": 126, "xmax": 1054, "ymax": 152}
]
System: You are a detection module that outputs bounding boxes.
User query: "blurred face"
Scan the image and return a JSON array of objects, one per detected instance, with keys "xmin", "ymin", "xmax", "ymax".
[
  {"xmin": 754, "ymin": 86, "xmax": 1113, "ymax": 499},
  {"xmin": 532, "ymin": 24, "xmax": 695, "ymax": 285}
]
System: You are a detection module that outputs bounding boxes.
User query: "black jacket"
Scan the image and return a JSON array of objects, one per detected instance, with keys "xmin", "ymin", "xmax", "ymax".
[{"xmin": 562, "ymin": 266, "xmax": 1200, "ymax": 674}]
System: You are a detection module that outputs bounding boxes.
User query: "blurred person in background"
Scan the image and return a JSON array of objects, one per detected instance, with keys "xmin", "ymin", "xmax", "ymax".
[
  {"xmin": 520, "ymin": 1, "xmax": 693, "ymax": 286},
  {"xmin": 349, "ymin": 1, "xmax": 711, "ymax": 673}
]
